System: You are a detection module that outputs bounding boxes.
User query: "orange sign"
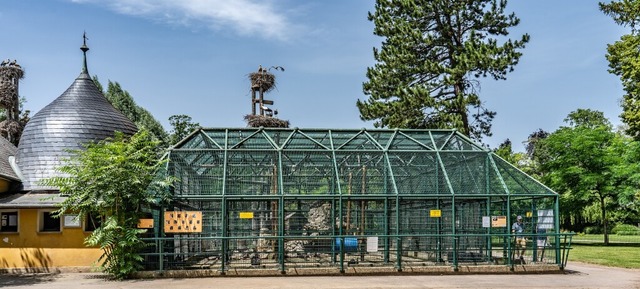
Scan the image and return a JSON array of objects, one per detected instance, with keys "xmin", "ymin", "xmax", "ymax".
[
  {"xmin": 164, "ymin": 211, "xmax": 202, "ymax": 233},
  {"xmin": 491, "ymin": 216, "xmax": 507, "ymax": 227},
  {"xmin": 138, "ymin": 218, "xmax": 154, "ymax": 229}
]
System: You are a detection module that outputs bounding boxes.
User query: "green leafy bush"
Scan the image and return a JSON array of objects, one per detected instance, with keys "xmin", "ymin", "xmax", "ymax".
[
  {"xmin": 584, "ymin": 226, "xmax": 603, "ymax": 234},
  {"xmin": 612, "ymin": 224, "xmax": 640, "ymax": 235},
  {"xmin": 44, "ymin": 129, "xmax": 173, "ymax": 279}
]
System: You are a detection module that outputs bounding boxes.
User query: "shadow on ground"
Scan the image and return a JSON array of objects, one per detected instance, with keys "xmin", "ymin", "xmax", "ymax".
[{"xmin": 0, "ymin": 273, "xmax": 60, "ymax": 287}]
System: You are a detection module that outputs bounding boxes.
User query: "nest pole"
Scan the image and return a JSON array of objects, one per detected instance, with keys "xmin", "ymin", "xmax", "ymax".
[
  {"xmin": 259, "ymin": 86, "xmax": 265, "ymax": 116},
  {"xmin": 251, "ymin": 89, "xmax": 257, "ymax": 115}
]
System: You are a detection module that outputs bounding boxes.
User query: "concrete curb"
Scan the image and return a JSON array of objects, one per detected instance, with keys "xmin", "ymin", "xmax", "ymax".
[{"xmin": 133, "ymin": 264, "xmax": 563, "ymax": 278}]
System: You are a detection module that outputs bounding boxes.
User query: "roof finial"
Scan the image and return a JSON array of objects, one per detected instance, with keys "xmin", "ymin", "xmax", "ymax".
[{"xmin": 80, "ymin": 31, "xmax": 90, "ymax": 74}]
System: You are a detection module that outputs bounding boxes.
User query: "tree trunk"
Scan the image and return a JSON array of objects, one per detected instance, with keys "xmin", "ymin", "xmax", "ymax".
[{"xmin": 600, "ymin": 195, "xmax": 609, "ymax": 245}]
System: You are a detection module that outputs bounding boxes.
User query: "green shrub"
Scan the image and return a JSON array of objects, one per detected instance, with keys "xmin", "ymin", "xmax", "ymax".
[
  {"xmin": 584, "ymin": 226, "xmax": 603, "ymax": 234},
  {"xmin": 612, "ymin": 224, "xmax": 640, "ymax": 235}
]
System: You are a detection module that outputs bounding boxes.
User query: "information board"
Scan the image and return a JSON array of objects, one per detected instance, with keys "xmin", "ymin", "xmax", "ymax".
[
  {"xmin": 537, "ymin": 209, "xmax": 554, "ymax": 230},
  {"xmin": 491, "ymin": 216, "xmax": 507, "ymax": 227}
]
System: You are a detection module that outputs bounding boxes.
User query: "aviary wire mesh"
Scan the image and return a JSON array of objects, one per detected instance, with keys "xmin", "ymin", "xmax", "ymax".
[{"xmin": 142, "ymin": 128, "xmax": 562, "ymax": 272}]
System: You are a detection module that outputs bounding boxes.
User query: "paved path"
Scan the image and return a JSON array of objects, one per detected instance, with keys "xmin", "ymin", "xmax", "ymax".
[{"xmin": 0, "ymin": 262, "xmax": 638, "ymax": 289}]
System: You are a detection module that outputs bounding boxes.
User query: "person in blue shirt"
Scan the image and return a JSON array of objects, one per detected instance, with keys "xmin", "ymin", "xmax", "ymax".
[{"xmin": 512, "ymin": 215, "xmax": 526, "ymax": 261}]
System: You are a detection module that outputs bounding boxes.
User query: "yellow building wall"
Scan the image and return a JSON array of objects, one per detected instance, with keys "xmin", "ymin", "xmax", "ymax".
[{"xmin": 0, "ymin": 209, "xmax": 102, "ymax": 270}]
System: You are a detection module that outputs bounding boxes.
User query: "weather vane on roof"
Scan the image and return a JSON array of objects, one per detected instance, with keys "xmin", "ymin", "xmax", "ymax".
[{"xmin": 81, "ymin": 31, "xmax": 90, "ymax": 74}]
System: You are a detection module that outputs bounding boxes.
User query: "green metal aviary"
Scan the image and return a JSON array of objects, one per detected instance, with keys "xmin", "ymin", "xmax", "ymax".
[{"xmin": 141, "ymin": 128, "xmax": 570, "ymax": 273}]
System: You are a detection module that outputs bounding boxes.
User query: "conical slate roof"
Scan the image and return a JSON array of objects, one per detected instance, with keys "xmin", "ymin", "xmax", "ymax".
[
  {"xmin": 0, "ymin": 136, "xmax": 19, "ymax": 181},
  {"xmin": 16, "ymin": 55, "xmax": 137, "ymax": 191}
]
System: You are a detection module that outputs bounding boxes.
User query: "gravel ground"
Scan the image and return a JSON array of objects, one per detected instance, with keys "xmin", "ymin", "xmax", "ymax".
[{"xmin": 0, "ymin": 262, "xmax": 638, "ymax": 289}]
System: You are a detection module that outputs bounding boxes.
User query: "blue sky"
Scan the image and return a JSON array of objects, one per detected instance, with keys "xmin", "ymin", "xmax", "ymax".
[{"xmin": 0, "ymin": 0, "xmax": 629, "ymax": 152}]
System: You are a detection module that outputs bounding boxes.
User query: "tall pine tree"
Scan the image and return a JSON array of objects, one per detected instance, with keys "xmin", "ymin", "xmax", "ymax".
[
  {"xmin": 358, "ymin": 0, "xmax": 529, "ymax": 140},
  {"xmin": 93, "ymin": 77, "xmax": 169, "ymax": 145}
]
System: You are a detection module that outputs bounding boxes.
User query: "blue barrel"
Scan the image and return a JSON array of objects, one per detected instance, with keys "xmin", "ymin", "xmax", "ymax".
[{"xmin": 335, "ymin": 237, "xmax": 358, "ymax": 251}]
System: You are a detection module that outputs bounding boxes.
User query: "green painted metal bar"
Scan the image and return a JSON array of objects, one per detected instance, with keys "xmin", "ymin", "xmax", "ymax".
[
  {"xmin": 328, "ymin": 130, "xmax": 345, "ymax": 273},
  {"xmin": 555, "ymin": 195, "xmax": 561, "ymax": 265},
  {"xmin": 395, "ymin": 192, "xmax": 402, "ymax": 271},
  {"xmin": 277, "ymin": 148, "xmax": 285, "ymax": 273},
  {"xmin": 452, "ymin": 195, "xmax": 458, "ymax": 271},
  {"xmin": 506, "ymin": 194, "xmax": 512, "ymax": 270},
  {"xmin": 297, "ymin": 130, "xmax": 332, "ymax": 150},
  {"xmin": 560, "ymin": 233, "xmax": 573, "ymax": 269},
  {"xmin": 487, "ymin": 154, "xmax": 511, "ymax": 196},
  {"xmin": 450, "ymin": 130, "xmax": 490, "ymax": 151},
  {"xmin": 220, "ymin": 129, "xmax": 229, "ymax": 274},
  {"xmin": 437, "ymin": 131, "xmax": 456, "ymax": 151},
  {"xmin": 490, "ymin": 152, "xmax": 557, "ymax": 195},
  {"xmin": 384, "ymin": 197, "xmax": 390, "ymax": 263},
  {"xmin": 363, "ymin": 130, "xmax": 387, "ymax": 151},
  {"xmin": 199, "ymin": 129, "xmax": 224, "ymax": 150},
  {"xmin": 485, "ymin": 155, "xmax": 492, "ymax": 260},
  {"xmin": 436, "ymin": 197, "xmax": 442, "ymax": 263},
  {"xmin": 397, "ymin": 130, "xmax": 435, "ymax": 150},
  {"xmin": 159, "ymin": 205, "xmax": 164, "ymax": 272}
]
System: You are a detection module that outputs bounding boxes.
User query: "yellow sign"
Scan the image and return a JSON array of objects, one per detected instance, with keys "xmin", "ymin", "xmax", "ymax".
[
  {"xmin": 526, "ymin": 211, "xmax": 533, "ymax": 218},
  {"xmin": 164, "ymin": 211, "xmax": 202, "ymax": 233},
  {"xmin": 491, "ymin": 216, "xmax": 507, "ymax": 227},
  {"xmin": 430, "ymin": 209, "xmax": 442, "ymax": 218},
  {"xmin": 239, "ymin": 212, "xmax": 254, "ymax": 219}
]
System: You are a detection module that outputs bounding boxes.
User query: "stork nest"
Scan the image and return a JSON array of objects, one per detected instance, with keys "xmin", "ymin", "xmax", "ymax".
[
  {"xmin": 0, "ymin": 119, "xmax": 22, "ymax": 135},
  {"xmin": 0, "ymin": 66, "xmax": 25, "ymax": 80},
  {"xmin": 0, "ymin": 92, "xmax": 17, "ymax": 108},
  {"xmin": 249, "ymin": 71, "xmax": 276, "ymax": 93},
  {"xmin": 244, "ymin": 114, "xmax": 290, "ymax": 128}
]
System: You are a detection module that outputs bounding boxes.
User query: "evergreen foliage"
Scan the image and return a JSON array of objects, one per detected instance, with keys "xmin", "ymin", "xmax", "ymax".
[
  {"xmin": 358, "ymin": 0, "xmax": 529, "ymax": 140},
  {"xmin": 93, "ymin": 76, "xmax": 169, "ymax": 145}
]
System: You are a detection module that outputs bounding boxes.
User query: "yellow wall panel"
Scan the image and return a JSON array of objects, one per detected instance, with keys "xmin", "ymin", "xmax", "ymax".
[{"xmin": 0, "ymin": 209, "xmax": 99, "ymax": 269}]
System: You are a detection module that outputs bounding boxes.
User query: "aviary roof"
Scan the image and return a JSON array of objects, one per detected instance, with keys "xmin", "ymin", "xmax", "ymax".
[
  {"xmin": 15, "ymin": 71, "xmax": 137, "ymax": 191},
  {"xmin": 168, "ymin": 127, "xmax": 555, "ymax": 197}
]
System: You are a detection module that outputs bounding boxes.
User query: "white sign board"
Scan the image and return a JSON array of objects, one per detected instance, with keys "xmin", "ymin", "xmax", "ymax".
[
  {"xmin": 366, "ymin": 237, "xmax": 379, "ymax": 252},
  {"xmin": 63, "ymin": 214, "xmax": 81, "ymax": 227},
  {"xmin": 537, "ymin": 209, "xmax": 554, "ymax": 230},
  {"xmin": 482, "ymin": 216, "xmax": 490, "ymax": 228}
]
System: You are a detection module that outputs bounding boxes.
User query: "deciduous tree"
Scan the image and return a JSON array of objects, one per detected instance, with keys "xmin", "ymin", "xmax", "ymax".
[
  {"xmin": 169, "ymin": 114, "xmax": 200, "ymax": 145},
  {"xmin": 600, "ymin": 0, "xmax": 640, "ymax": 139},
  {"xmin": 538, "ymin": 109, "xmax": 622, "ymax": 244},
  {"xmin": 44, "ymin": 129, "xmax": 173, "ymax": 279}
]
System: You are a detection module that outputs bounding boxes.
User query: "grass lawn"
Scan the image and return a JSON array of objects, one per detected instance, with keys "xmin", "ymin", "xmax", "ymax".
[
  {"xmin": 571, "ymin": 234, "xmax": 640, "ymax": 244},
  {"xmin": 569, "ymin": 244, "xmax": 640, "ymax": 269}
]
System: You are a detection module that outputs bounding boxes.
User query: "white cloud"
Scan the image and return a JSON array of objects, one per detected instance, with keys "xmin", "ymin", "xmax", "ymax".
[{"xmin": 70, "ymin": 0, "xmax": 293, "ymax": 41}]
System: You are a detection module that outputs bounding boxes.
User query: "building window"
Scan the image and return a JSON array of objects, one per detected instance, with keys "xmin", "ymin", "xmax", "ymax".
[
  {"xmin": 84, "ymin": 213, "xmax": 102, "ymax": 232},
  {"xmin": 39, "ymin": 210, "xmax": 61, "ymax": 232},
  {"xmin": 0, "ymin": 211, "xmax": 18, "ymax": 232}
]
